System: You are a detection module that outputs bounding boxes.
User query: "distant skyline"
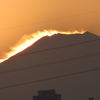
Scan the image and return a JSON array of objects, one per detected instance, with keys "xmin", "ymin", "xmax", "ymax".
[{"xmin": 0, "ymin": 0, "xmax": 100, "ymax": 58}]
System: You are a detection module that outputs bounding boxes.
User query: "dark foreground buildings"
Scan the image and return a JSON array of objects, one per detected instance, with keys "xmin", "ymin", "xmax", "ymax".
[
  {"xmin": 33, "ymin": 90, "xmax": 61, "ymax": 100},
  {"xmin": 32, "ymin": 89, "xmax": 94, "ymax": 100}
]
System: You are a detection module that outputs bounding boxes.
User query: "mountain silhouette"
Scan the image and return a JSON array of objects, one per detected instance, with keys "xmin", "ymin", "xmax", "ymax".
[{"xmin": 0, "ymin": 31, "xmax": 100, "ymax": 100}]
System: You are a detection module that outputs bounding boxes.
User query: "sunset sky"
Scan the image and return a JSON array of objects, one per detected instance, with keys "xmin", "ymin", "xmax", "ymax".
[
  {"xmin": 0, "ymin": 1, "xmax": 100, "ymax": 100},
  {"xmin": 0, "ymin": 0, "xmax": 100, "ymax": 58},
  {"xmin": 0, "ymin": 0, "xmax": 100, "ymax": 56}
]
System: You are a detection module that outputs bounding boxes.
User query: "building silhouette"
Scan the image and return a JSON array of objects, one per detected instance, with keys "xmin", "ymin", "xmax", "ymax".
[
  {"xmin": 33, "ymin": 90, "xmax": 61, "ymax": 100},
  {"xmin": 89, "ymin": 98, "xmax": 94, "ymax": 100}
]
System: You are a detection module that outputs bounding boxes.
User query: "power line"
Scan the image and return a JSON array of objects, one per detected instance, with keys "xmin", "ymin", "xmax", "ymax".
[
  {"xmin": 0, "ymin": 10, "xmax": 100, "ymax": 31},
  {"xmin": 16, "ymin": 38, "xmax": 100, "ymax": 57},
  {"xmin": 0, "ymin": 37, "xmax": 99, "ymax": 75},
  {"xmin": 0, "ymin": 52, "xmax": 100, "ymax": 75},
  {"xmin": 0, "ymin": 66, "xmax": 100, "ymax": 90}
]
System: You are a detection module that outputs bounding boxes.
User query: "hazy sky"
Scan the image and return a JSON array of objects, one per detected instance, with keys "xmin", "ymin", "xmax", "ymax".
[
  {"xmin": 0, "ymin": 0, "xmax": 100, "ymax": 56},
  {"xmin": 0, "ymin": 1, "xmax": 100, "ymax": 99}
]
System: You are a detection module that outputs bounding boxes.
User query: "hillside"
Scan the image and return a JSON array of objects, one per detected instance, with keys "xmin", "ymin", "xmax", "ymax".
[{"xmin": 0, "ymin": 31, "xmax": 100, "ymax": 100}]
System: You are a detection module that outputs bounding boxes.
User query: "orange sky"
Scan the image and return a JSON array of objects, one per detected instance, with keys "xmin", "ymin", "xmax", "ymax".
[{"xmin": 0, "ymin": 0, "xmax": 100, "ymax": 57}]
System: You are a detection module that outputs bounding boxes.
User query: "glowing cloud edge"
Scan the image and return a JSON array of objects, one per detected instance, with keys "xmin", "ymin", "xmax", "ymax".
[{"xmin": 0, "ymin": 29, "xmax": 86, "ymax": 63}]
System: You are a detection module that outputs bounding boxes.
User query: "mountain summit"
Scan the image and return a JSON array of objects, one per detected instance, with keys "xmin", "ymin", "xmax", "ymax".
[{"xmin": 0, "ymin": 31, "xmax": 100, "ymax": 100}]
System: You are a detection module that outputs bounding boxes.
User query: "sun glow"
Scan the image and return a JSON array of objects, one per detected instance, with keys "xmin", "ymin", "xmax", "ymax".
[{"xmin": 0, "ymin": 29, "xmax": 86, "ymax": 63}]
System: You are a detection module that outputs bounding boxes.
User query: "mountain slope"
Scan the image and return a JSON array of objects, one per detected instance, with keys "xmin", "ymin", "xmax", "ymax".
[{"xmin": 0, "ymin": 32, "xmax": 100, "ymax": 100}]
